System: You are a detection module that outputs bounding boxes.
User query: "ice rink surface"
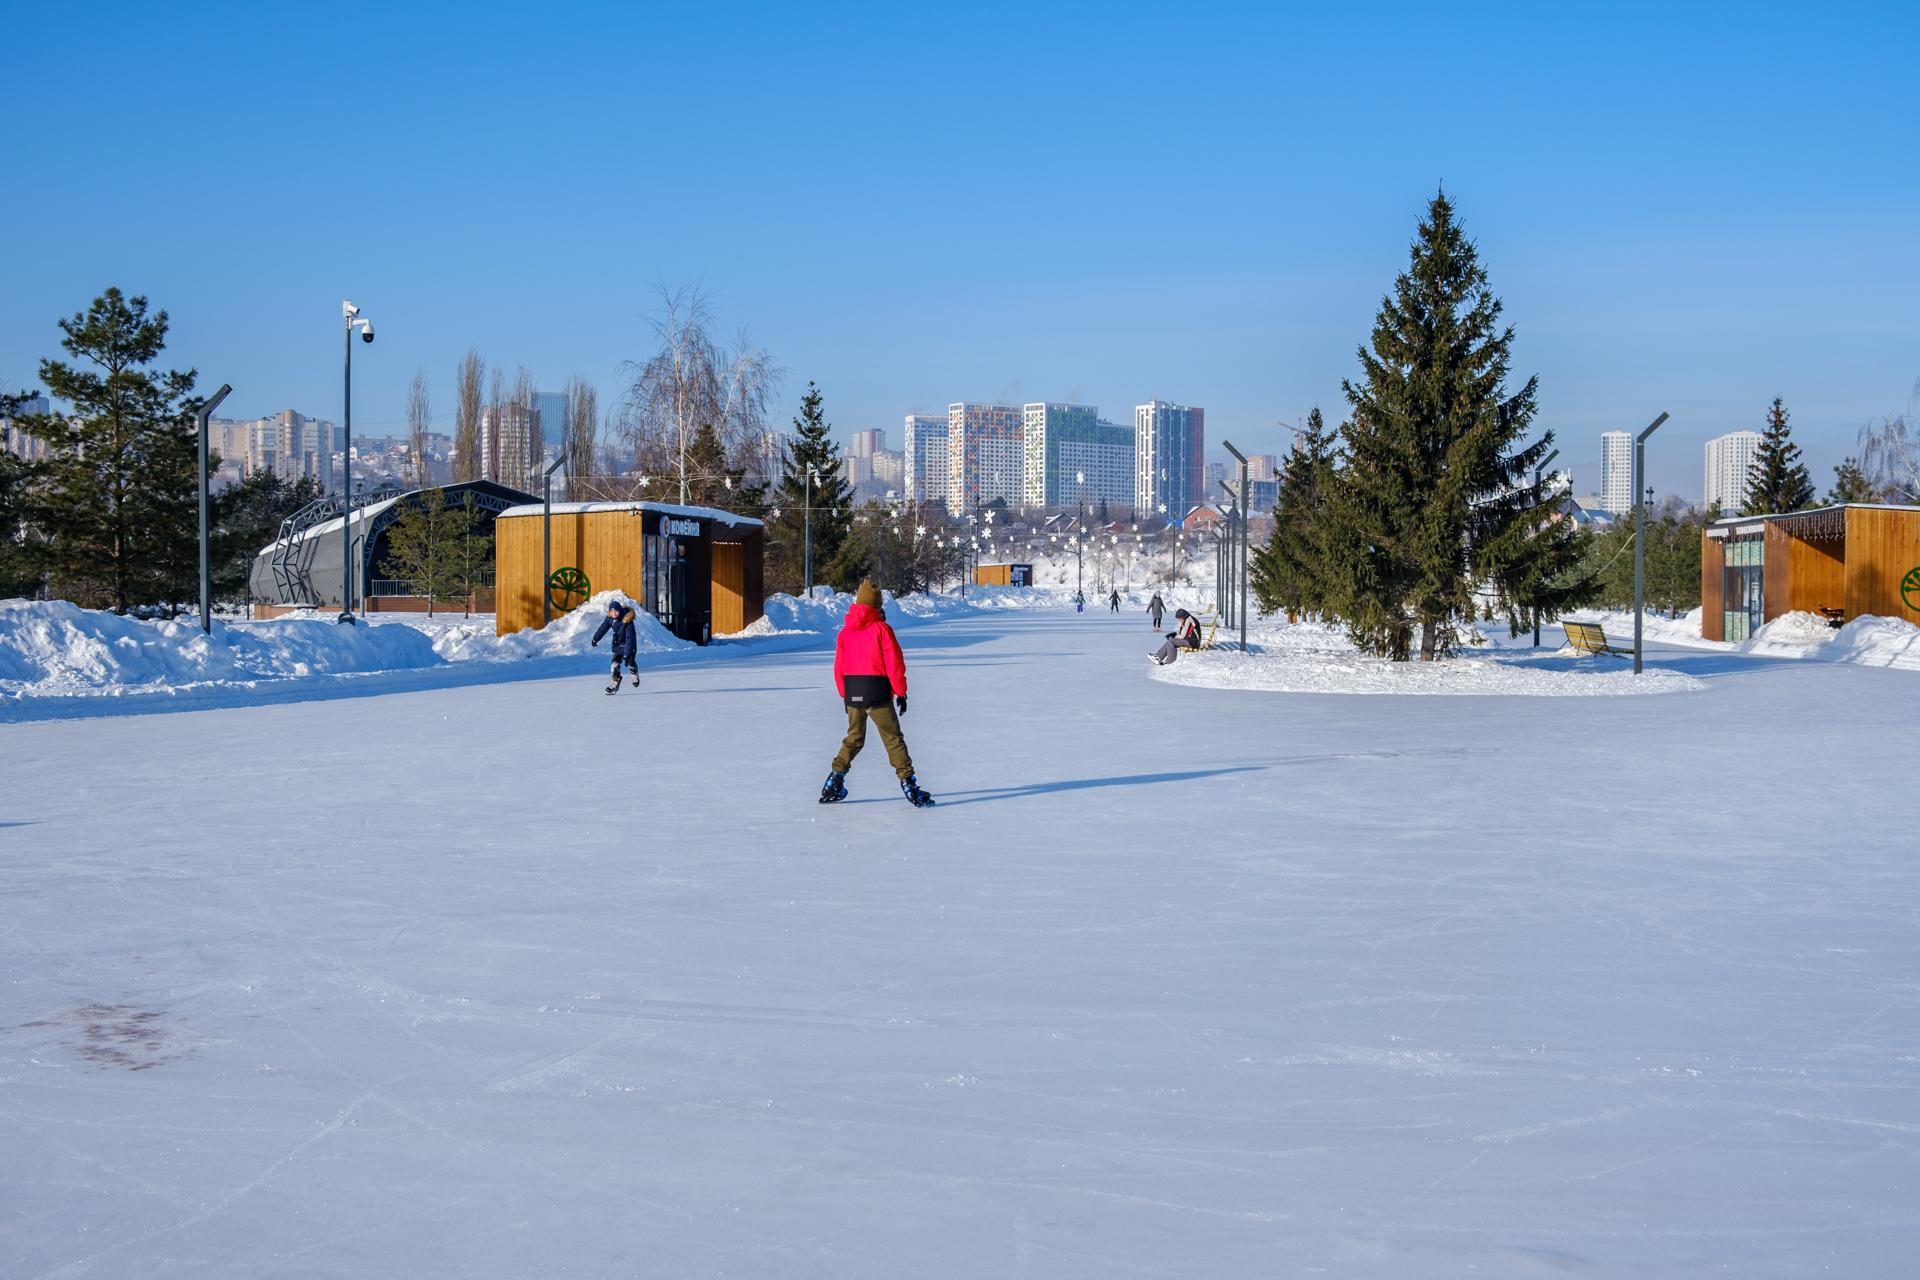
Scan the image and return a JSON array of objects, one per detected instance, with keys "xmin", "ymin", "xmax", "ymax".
[{"xmin": 4, "ymin": 607, "xmax": 1917, "ymax": 1277}]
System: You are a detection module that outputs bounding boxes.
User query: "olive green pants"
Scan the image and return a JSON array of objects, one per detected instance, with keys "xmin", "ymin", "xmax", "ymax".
[{"xmin": 832, "ymin": 703, "xmax": 915, "ymax": 780}]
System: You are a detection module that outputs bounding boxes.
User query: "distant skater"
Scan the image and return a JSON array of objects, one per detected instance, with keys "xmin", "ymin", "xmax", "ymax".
[
  {"xmin": 1148, "ymin": 592, "xmax": 1165, "ymax": 628},
  {"xmin": 819, "ymin": 580, "xmax": 935, "ymax": 808},
  {"xmin": 592, "ymin": 598, "xmax": 641, "ymax": 693},
  {"xmin": 1108, "ymin": 590, "xmax": 1120, "ymax": 613},
  {"xmin": 1073, "ymin": 591, "xmax": 1085, "ymax": 613},
  {"xmin": 1149, "ymin": 608, "xmax": 1201, "ymax": 665}
]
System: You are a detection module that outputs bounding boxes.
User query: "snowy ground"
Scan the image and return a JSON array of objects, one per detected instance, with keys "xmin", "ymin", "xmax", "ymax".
[{"xmin": 3, "ymin": 597, "xmax": 1918, "ymax": 1277}]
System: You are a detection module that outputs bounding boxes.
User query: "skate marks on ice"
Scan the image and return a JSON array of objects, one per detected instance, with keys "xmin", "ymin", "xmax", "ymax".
[{"xmin": 6, "ymin": 1001, "xmax": 193, "ymax": 1072}]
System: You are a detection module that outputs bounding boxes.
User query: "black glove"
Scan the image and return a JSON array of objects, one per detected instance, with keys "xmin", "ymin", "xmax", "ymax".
[
  {"xmin": 894, "ymin": 695, "xmax": 908, "ymax": 716},
  {"xmin": 591, "ymin": 638, "xmax": 600, "ymax": 647}
]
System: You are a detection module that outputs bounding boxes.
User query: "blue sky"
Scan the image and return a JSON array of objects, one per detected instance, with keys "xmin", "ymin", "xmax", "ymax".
[{"xmin": 4, "ymin": 0, "xmax": 1915, "ymax": 499}]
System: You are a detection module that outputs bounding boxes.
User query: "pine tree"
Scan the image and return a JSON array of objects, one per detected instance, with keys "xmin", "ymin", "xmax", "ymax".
[
  {"xmin": 378, "ymin": 489, "xmax": 464, "ymax": 615},
  {"xmin": 764, "ymin": 382, "xmax": 853, "ymax": 594},
  {"xmin": 1251, "ymin": 407, "xmax": 1335, "ymax": 618},
  {"xmin": 211, "ymin": 470, "xmax": 322, "ymax": 601},
  {"xmin": 23, "ymin": 289, "xmax": 201, "ymax": 612},
  {"xmin": 1319, "ymin": 193, "xmax": 1589, "ymax": 660},
  {"xmin": 680, "ymin": 420, "xmax": 765, "ymax": 516},
  {"xmin": 1827, "ymin": 456, "xmax": 1878, "ymax": 504},
  {"xmin": 1741, "ymin": 398, "xmax": 1815, "ymax": 515}
]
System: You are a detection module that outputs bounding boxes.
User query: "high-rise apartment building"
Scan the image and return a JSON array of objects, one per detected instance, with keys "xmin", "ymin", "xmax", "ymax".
[
  {"xmin": 1, "ymin": 394, "xmax": 53, "ymax": 462},
  {"xmin": 871, "ymin": 449, "xmax": 904, "ymax": 494},
  {"xmin": 1600, "ymin": 430, "xmax": 1633, "ymax": 514},
  {"xmin": 236, "ymin": 410, "xmax": 337, "ymax": 490},
  {"xmin": 903, "ymin": 415, "xmax": 948, "ymax": 506},
  {"xmin": 849, "ymin": 429, "xmax": 884, "ymax": 458},
  {"xmin": 532, "ymin": 391, "xmax": 568, "ymax": 460},
  {"xmin": 947, "ymin": 403, "xmax": 1024, "ymax": 515},
  {"xmin": 1704, "ymin": 431, "xmax": 1763, "ymax": 513},
  {"xmin": 1135, "ymin": 400, "xmax": 1205, "ymax": 517},
  {"xmin": 479, "ymin": 402, "xmax": 541, "ymax": 488},
  {"xmin": 1246, "ymin": 453, "xmax": 1278, "ymax": 483},
  {"xmin": 1021, "ymin": 403, "xmax": 1134, "ymax": 509}
]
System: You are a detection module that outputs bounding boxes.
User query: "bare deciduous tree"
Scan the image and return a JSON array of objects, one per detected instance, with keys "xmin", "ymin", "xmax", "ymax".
[
  {"xmin": 617, "ymin": 283, "xmax": 781, "ymax": 503},
  {"xmin": 564, "ymin": 376, "xmax": 599, "ymax": 490},
  {"xmin": 453, "ymin": 350, "xmax": 484, "ymax": 483},
  {"xmin": 511, "ymin": 364, "xmax": 538, "ymax": 491},
  {"xmin": 407, "ymin": 368, "xmax": 431, "ymax": 487},
  {"xmin": 1860, "ymin": 378, "xmax": 1920, "ymax": 503}
]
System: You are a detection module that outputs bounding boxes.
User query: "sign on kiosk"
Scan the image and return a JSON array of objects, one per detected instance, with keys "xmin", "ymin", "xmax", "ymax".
[{"xmin": 662, "ymin": 516, "xmax": 701, "ymax": 538}]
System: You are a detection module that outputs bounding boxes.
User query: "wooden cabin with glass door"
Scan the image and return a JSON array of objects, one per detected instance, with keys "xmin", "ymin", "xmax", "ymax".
[
  {"xmin": 493, "ymin": 501, "xmax": 765, "ymax": 643},
  {"xmin": 1702, "ymin": 504, "xmax": 1920, "ymax": 641}
]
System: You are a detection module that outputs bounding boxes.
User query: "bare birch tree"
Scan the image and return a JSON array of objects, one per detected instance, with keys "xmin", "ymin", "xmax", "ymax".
[
  {"xmin": 486, "ymin": 366, "xmax": 505, "ymax": 483},
  {"xmin": 1860, "ymin": 378, "xmax": 1920, "ymax": 503},
  {"xmin": 406, "ymin": 368, "xmax": 432, "ymax": 487},
  {"xmin": 617, "ymin": 283, "xmax": 781, "ymax": 503},
  {"xmin": 453, "ymin": 349, "xmax": 484, "ymax": 483}
]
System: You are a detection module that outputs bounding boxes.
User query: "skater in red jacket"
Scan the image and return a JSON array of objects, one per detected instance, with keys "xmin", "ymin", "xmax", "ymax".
[{"xmin": 819, "ymin": 580, "xmax": 934, "ymax": 807}]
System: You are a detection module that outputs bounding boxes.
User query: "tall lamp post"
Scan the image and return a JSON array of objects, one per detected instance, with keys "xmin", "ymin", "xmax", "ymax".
[
  {"xmin": 339, "ymin": 301, "xmax": 374, "ymax": 624},
  {"xmin": 803, "ymin": 465, "xmax": 818, "ymax": 596},
  {"xmin": 1218, "ymin": 479, "xmax": 1241, "ymax": 640},
  {"xmin": 541, "ymin": 453, "xmax": 568, "ymax": 625},
  {"xmin": 1074, "ymin": 470, "xmax": 1086, "ymax": 601},
  {"xmin": 1531, "ymin": 447, "xmax": 1560, "ymax": 647},
  {"xmin": 1223, "ymin": 440, "xmax": 1250, "ymax": 654},
  {"xmin": 195, "ymin": 383, "xmax": 232, "ymax": 633},
  {"xmin": 1631, "ymin": 413, "xmax": 1669, "ymax": 674}
]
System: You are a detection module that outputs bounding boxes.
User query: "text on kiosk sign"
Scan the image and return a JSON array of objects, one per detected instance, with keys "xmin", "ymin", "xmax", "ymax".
[{"xmin": 661, "ymin": 517, "xmax": 701, "ymax": 538}]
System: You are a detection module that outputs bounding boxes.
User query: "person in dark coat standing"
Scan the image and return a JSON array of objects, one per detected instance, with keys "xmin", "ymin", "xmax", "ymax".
[
  {"xmin": 1107, "ymin": 589, "xmax": 1120, "ymax": 613},
  {"xmin": 591, "ymin": 599, "xmax": 641, "ymax": 693},
  {"xmin": 1148, "ymin": 592, "xmax": 1166, "ymax": 628},
  {"xmin": 820, "ymin": 580, "xmax": 934, "ymax": 807}
]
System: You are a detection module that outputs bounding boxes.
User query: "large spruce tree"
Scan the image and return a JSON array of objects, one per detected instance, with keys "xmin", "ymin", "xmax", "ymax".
[
  {"xmin": 1322, "ymin": 193, "xmax": 1588, "ymax": 660},
  {"xmin": 23, "ymin": 289, "xmax": 201, "ymax": 612},
  {"xmin": 1251, "ymin": 406, "xmax": 1335, "ymax": 618},
  {"xmin": 765, "ymin": 382, "xmax": 853, "ymax": 594},
  {"xmin": 1740, "ymin": 398, "xmax": 1815, "ymax": 514}
]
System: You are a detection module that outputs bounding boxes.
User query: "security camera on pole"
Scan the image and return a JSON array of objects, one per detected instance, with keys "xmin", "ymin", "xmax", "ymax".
[{"xmin": 339, "ymin": 301, "xmax": 374, "ymax": 624}]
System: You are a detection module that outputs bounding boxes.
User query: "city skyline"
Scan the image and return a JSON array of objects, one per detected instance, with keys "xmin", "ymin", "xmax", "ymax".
[{"xmin": 3, "ymin": 4, "xmax": 1914, "ymax": 503}]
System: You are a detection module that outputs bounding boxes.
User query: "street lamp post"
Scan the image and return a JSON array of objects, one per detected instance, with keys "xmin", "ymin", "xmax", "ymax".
[
  {"xmin": 803, "ymin": 466, "xmax": 817, "ymax": 596},
  {"xmin": 195, "ymin": 383, "xmax": 232, "ymax": 633},
  {"xmin": 1074, "ymin": 470, "xmax": 1086, "ymax": 602},
  {"xmin": 1631, "ymin": 413, "xmax": 1670, "ymax": 674},
  {"xmin": 340, "ymin": 301, "xmax": 374, "ymax": 624},
  {"xmin": 1532, "ymin": 447, "xmax": 1560, "ymax": 647},
  {"xmin": 1223, "ymin": 440, "xmax": 1250, "ymax": 654},
  {"xmin": 542, "ymin": 453, "xmax": 568, "ymax": 625}
]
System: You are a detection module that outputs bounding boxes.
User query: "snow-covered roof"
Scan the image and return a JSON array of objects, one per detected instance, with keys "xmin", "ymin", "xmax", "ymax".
[{"xmin": 497, "ymin": 500, "xmax": 764, "ymax": 527}]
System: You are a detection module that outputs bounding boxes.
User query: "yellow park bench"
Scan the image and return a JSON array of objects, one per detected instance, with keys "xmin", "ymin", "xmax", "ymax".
[
  {"xmin": 1195, "ymin": 614, "xmax": 1220, "ymax": 651},
  {"xmin": 1562, "ymin": 620, "xmax": 1632, "ymax": 657}
]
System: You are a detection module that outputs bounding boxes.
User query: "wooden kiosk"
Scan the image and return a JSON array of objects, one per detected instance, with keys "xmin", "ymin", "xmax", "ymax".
[
  {"xmin": 1702, "ymin": 503, "xmax": 1920, "ymax": 642},
  {"xmin": 972, "ymin": 562, "xmax": 1033, "ymax": 587},
  {"xmin": 494, "ymin": 501, "xmax": 765, "ymax": 643}
]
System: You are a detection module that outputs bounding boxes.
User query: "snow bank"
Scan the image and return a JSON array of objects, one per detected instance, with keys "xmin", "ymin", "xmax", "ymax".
[
  {"xmin": 1151, "ymin": 618, "xmax": 1705, "ymax": 697},
  {"xmin": 0, "ymin": 592, "xmax": 686, "ymax": 701},
  {"xmin": 1737, "ymin": 611, "xmax": 1920, "ymax": 669}
]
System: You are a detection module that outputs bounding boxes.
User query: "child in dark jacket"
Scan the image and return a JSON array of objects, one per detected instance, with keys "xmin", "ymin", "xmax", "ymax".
[
  {"xmin": 591, "ymin": 599, "xmax": 641, "ymax": 693},
  {"xmin": 820, "ymin": 580, "xmax": 934, "ymax": 807}
]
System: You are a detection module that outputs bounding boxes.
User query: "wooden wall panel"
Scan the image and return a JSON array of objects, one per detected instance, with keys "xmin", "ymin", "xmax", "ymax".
[
  {"xmin": 712, "ymin": 543, "xmax": 746, "ymax": 635},
  {"xmin": 1700, "ymin": 534, "xmax": 1725, "ymax": 641},
  {"xmin": 1781, "ymin": 534, "xmax": 1846, "ymax": 616},
  {"xmin": 1845, "ymin": 508, "xmax": 1920, "ymax": 622},
  {"xmin": 1761, "ymin": 524, "xmax": 1791, "ymax": 622}
]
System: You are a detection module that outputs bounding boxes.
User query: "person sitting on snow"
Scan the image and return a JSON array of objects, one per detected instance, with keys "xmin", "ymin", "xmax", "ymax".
[
  {"xmin": 1149, "ymin": 608, "xmax": 1202, "ymax": 665},
  {"xmin": 591, "ymin": 599, "xmax": 640, "ymax": 693},
  {"xmin": 820, "ymin": 580, "xmax": 934, "ymax": 808}
]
